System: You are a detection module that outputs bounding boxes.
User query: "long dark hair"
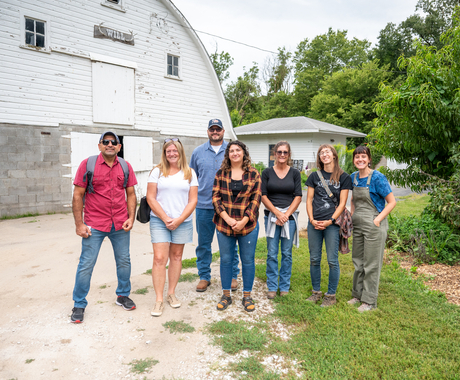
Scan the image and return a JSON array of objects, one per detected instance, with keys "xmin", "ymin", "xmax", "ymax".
[
  {"xmin": 220, "ymin": 140, "xmax": 252, "ymax": 172},
  {"xmin": 316, "ymin": 144, "xmax": 343, "ymax": 184},
  {"xmin": 272, "ymin": 140, "xmax": 293, "ymax": 166}
]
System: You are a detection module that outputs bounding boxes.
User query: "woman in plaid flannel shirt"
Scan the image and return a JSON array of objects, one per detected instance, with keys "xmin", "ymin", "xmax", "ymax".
[{"xmin": 212, "ymin": 141, "xmax": 262, "ymax": 312}]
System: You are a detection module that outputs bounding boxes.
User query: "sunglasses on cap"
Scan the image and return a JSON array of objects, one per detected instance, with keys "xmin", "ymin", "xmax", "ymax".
[
  {"xmin": 164, "ymin": 138, "xmax": 181, "ymax": 144},
  {"xmin": 101, "ymin": 139, "xmax": 118, "ymax": 146}
]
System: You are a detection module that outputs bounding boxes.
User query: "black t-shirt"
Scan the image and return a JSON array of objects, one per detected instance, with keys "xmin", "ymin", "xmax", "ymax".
[
  {"xmin": 306, "ymin": 170, "xmax": 352, "ymax": 220},
  {"xmin": 230, "ymin": 179, "xmax": 243, "ymax": 202},
  {"xmin": 261, "ymin": 167, "xmax": 302, "ymax": 219}
]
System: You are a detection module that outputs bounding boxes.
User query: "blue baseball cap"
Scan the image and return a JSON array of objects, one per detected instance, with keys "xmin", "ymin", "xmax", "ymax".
[
  {"xmin": 208, "ymin": 119, "xmax": 223, "ymax": 129},
  {"xmin": 99, "ymin": 131, "xmax": 121, "ymax": 143}
]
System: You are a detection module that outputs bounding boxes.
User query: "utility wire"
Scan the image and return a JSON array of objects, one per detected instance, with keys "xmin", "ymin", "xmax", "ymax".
[{"xmin": 161, "ymin": 17, "xmax": 278, "ymax": 54}]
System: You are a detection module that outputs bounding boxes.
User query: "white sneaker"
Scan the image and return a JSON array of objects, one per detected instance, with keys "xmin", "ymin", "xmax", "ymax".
[
  {"xmin": 357, "ymin": 302, "xmax": 376, "ymax": 312},
  {"xmin": 167, "ymin": 294, "xmax": 181, "ymax": 308},
  {"xmin": 151, "ymin": 301, "xmax": 164, "ymax": 316},
  {"xmin": 347, "ymin": 297, "xmax": 361, "ymax": 305}
]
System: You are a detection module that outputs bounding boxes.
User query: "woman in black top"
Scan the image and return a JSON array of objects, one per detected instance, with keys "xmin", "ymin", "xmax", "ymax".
[
  {"xmin": 261, "ymin": 141, "xmax": 302, "ymax": 299},
  {"xmin": 305, "ymin": 144, "xmax": 352, "ymax": 307}
]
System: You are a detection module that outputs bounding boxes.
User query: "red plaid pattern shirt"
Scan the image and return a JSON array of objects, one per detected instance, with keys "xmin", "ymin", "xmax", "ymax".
[{"xmin": 212, "ymin": 167, "xmax": 262, "ymax": 236}]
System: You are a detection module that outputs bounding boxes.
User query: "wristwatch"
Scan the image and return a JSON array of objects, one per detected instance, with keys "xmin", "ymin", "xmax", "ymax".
[{"xmin": 330, "ymin": 217, "xmax": 336, "ymax": 224}]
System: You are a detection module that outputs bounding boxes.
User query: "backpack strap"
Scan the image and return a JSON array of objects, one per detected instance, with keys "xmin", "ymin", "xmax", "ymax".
[
  {"xmin": 117, "ymin": 157, "xmax": 129, "ymax": 188},
  {"xmin": 83, "ymin": 155, "xmax": 130, "ymax": 195},
  {"xmin": 317, "ymin": 170, "xmax": 338, "ymax": 207},
  {"xmin": 83, "ymin": 155, "xmax": 98, "ymax": 194}
]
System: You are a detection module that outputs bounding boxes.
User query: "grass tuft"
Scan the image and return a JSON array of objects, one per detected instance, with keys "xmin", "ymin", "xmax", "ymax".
[
  {"xmin": 207, "ymin": 321, "xmax": 267, "ymax": 354},
  {"xmin": 162, "ymin": 320, "xmax": 195, "ymax": 334},
  {"xmin": 128, "ymin": 358, "xmax": 159, "ymax": 373},
  {"xmin": 178, "ymin": 273, "xmax": 199, "ymax": 282},
  {"xmin": 1, "ymin": 212, "xmax": 39, "ymax": 220},
  {"xmin": 25, "ymin": 359, "xmax": 35, "ymax": 364},
  {"xmin": 143, "ymin": 269, "xmax": 152, "ymax": 275},
  {"xmin": 134, "ymin": 287, "xmax": 149, "ymax": 295}
]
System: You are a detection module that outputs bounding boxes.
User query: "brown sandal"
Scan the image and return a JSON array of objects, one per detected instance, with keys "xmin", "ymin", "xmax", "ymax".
[{"xmin": 242, "ymin": 296, "xmax": 255, "ymax": 312}]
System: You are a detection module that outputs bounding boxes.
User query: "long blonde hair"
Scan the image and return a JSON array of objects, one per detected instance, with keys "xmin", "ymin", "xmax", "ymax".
[
  {"xmin": 156, "ymin": 140, "xmax": 192, "ymax": 182},
  {"xmin": 316, "ymin": 144, "xmax": 343, "ymax": 184}
]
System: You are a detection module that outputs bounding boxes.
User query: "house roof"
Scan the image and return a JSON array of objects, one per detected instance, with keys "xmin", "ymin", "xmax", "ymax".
[{"xmin": 234, "ymin": 116, "xmax": 366, "ymax": 138}]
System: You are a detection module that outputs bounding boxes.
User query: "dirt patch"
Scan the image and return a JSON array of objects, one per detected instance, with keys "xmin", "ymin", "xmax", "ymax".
[{"xmin": 385, "ymin": 251, "xmax": 460, "ymax": 306}]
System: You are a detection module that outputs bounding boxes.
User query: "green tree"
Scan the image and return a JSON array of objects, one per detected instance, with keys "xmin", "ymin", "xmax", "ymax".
[
  {"xmin": 372, "ymin": 8, "xmax": 460, "ymax": 227},
  {"xmin": 210, "ymin": 49, "xmax": 234, "ymax": 85},
  {"xmin": 309, "ymin": 60, "xmax": 393, "ymax": 137},
  {"xmin": 262, "ymin": 47, "xmax": 292, "ymax": 95},
  {"xmin": 293, "ymin": 28, "xmax": 371, "ymax": 114},
  {"xmin": 225, "ymin": 64, "xmax": 261, "ymax": 126},
  {"xmin": 373, "ymin": 22, "xmax": 415, "ymax": 73},
  {"xmin": 401, "ymin": 0, "xmax": 458, "ymax": 49}
]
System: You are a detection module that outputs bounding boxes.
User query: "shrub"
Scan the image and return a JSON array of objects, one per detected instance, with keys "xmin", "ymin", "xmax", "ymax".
[
  {"xmin": 387, "ymin": 213, "xmax": 460, "ymax": 264},
  {"xmin": 253, "ymin": 161, "xmax": 266, "ymax": 175}
]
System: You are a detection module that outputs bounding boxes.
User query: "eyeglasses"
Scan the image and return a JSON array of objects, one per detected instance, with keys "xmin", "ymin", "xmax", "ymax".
[
  {"xmin": 101, "ymin": 139, "xmax": 118, "ymax": 146},
  {"xmin": 319, "ymin": 149, "xmax": 332, "ymax": 156},
  {"xmin": 209, "ymin": 128, "xmax": 222, "ymax": 133},
  {"xmin": 164, "ymin": 138, "xmax": 180, "ymax": 144},
  {"xmin": 276, "ymin": 150, "xmax": 289, "ymax": 156}
]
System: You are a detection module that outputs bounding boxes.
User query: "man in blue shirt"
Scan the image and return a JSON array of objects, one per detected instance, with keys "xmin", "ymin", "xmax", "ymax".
[{"xmin": 189, "ymin": 119, "xmax": 239, "ymax": 292}]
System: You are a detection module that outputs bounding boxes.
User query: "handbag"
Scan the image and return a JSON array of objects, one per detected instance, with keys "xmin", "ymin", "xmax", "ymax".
[
  {"xmin": 316, "ymin": 171, "xmax": 353, "ymax": 253},
  {"xmin": 136, "ymin": 196, "xmax": 151, "ymax": 224}
]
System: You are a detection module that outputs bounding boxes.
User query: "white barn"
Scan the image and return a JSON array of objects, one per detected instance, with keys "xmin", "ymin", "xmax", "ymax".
[
  {"xmin": 235, "ymin": 116, "xmax": 366, "ymax": 170},
  {"xmin": 0, "ymin": 0, "xmax": 236, "ymax": 217}
]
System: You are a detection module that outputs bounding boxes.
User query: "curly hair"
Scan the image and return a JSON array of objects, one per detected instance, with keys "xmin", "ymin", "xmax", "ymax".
[
  {"xmin": 272, "ymin": 140, "xmax": 293, "ymax": 167},
  {"xmin": 220, "ymin": 140, "xmax": 252, "ymax": 172}
]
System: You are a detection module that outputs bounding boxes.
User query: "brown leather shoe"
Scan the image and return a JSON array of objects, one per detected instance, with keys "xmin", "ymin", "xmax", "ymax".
[
  {"xmin": 280, "ymin": 291, "xmax": 289, "ymax": 297},
  {"xmin": 196, "ymin": 279, "xmax": 211, "ymax": 292},
  {"xmin": 231, "ymin": 279, "xmax": 238, "ymax": 291},
  {"xmin": 267, "ymin": 291, "xmax": 276, "ymax": 299}
]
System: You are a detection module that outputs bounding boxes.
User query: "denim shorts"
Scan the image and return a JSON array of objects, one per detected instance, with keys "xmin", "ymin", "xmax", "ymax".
[{"xmin": 149, "ymin": 217, "xmax": 193, "ymax": 244}]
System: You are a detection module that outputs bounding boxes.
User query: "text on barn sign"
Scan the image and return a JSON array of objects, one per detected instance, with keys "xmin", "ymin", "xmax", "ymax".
[{"xmin": 93, "ymin": 24, "xmax": 135, "ymax": 45}]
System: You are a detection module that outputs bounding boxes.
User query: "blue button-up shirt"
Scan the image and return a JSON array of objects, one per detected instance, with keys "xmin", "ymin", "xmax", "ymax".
[{"xmin": 189, "ymin": 140, "xmax": 228, "ymax": 209}]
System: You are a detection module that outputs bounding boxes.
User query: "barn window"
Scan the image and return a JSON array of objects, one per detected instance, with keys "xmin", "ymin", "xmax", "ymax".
[
  {"xmin": 25, "ymin": 18, "xmax": 45, "ymax": 47},
  {"xmin": 20, "ymin": 12, "xmax": 50, "ymax": 53},
  {"xmin": 167, "ymin": 54, "xmax": 180, "ymax": 77},
  {"xmin": 101, "ymin": 0, "xmax": 126, "ymax": 12}
]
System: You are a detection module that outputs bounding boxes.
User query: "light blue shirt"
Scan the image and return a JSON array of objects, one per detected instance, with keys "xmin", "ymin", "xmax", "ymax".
[
  {"xmin": 189, "ymin": 140, "xmax": 228, "ymax": 209},
  {"xmin": 351, "ymin": 170, "xmax": 392, "ymax": 212}
]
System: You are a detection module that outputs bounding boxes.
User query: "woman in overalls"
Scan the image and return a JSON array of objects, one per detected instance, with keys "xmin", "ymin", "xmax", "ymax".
[{"xmin": 348, "ymin": 146, "xmax": 396, "ymax": 312}]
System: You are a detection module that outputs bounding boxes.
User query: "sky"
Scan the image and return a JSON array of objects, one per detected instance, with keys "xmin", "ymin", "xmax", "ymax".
[{"xmin": 170, "ymin": 0, "xmax": 420, "ymax": 85}]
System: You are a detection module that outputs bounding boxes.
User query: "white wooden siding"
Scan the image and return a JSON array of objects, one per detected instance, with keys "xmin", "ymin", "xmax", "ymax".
[
  {"xmin": 238, "ymin": 133, "xmax": 348, "ymax": 168},
  {"xmin": 0, "ymin": 0, "xmax": 234, "ymax": 139}
]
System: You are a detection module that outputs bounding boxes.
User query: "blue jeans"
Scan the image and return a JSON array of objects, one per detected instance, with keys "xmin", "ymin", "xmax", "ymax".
[
  {"xmin": 264, "ymin": 216, "xmax": 296, "ymax": 292},
  {"xmin": 73, "ymin": 224, "xmax": 131, "ymax": 308},
  {"xmin": 307, "ymin": 222, "xmax": 340, "ymax": 295},
  {"xmin": 216, "ymin": 223, "xmax": 259, "ymax": 292},
  {"xmin": 195, "ymin": 208, "xmax": 239, "ymax": 281}
]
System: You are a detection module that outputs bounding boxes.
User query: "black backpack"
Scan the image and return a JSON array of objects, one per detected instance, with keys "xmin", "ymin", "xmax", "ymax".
[{"xmin": 83, "ymin": 155, "xmax": 129, "ymax": 194}]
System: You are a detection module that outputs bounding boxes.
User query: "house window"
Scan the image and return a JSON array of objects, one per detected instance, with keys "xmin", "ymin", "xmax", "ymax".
[
  {"xmin": 25, "ymin": 17, "xmax": 45, "ymax": 48},
  {"xmin": 167, "ymin": 54, "xmax": 179, "ymax": 77}
]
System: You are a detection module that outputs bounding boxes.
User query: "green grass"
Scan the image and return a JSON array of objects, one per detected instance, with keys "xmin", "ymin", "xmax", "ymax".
[
  {"xmin": 182, "ymin": 252, "xmax": 220, "ymax": 268},
  {"xmin": 25, "ymin": 359, "xmax": 35, "ymax": 364},
  {"xmin": 1, "ymin": 212, "xmax": 39, "ymax": 220},
  {"xmin": 207, "ymin": 236, "xmax": 460, "ymax": 379},
  {"xmin": 143, "ymin": 268, "xmax": 152, "ymax": 275},
  {"xmin": 178, "ymin": 272, "xmax": 200, "ymax": 282},
  {"xmin": 393, "ymin": 194, "xmax": 430, "ymax": 217},
  {"xmin": 128, "ymin": 358, "xmax": 159, "ymax": 374},
  {"xmin": 134, "ymin": 287, "xmax": 149, "ymax": 295},
  {"xmin": 162, "ymin": 320, "xmax": 195, "ymax": 334}
]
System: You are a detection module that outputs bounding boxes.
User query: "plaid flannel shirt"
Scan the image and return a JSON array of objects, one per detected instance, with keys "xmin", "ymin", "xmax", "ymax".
[{"xmin": 212, "ymin": 167, "xmax": 262, "ymax": 236}]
